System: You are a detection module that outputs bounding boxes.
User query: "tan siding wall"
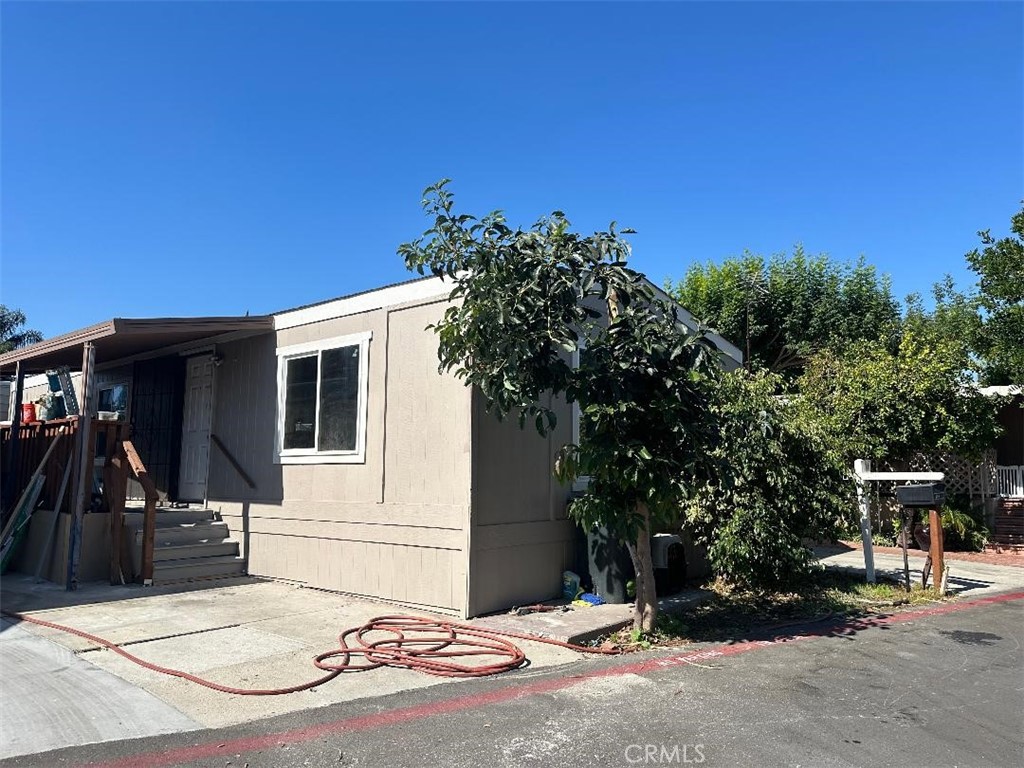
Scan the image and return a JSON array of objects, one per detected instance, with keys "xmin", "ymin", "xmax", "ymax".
[
  {"xmin": 207, "ymin": 333, "xmax": 280, "ymax": 501},
  {"xmin": 384, "ymin": 302, "xmax": 472, "ymax": 507},
  {"xmin": 468, "ymin": 390, "xmax": 576, "ymax": 616},
  {"xmin": 206, "ymin": 300, "xmax": 472, "ymax": 615}
]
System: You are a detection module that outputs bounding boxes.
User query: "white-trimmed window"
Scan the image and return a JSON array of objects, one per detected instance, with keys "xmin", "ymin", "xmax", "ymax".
[{"xmin": 275, "ymin": 331, "xmax": 371, "ymax": 464}]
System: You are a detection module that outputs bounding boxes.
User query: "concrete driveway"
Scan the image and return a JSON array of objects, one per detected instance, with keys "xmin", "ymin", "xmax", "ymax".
[
  {"xmin": 4, "ymin": 550, "xmax": 1023, "ymax": 763},
  {"xmin": 7, "ymin": 585, "xmax": 1023, "ymax": 768},
  {"xmin": 0, "ymin": 617, "xmax": 198, "ymax": 760},
  {"xmin": 0, "ymin": 574, "xmax": 588, "ymax": 743}
]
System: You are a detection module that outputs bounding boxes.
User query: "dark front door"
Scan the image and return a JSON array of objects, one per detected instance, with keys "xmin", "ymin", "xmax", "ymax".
[{"xmin": 130, "ymin": 356, "xmax": 186, "ymax": 501}]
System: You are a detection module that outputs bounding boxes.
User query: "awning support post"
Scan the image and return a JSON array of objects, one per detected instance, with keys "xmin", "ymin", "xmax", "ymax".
[
  {"xmin": 2, "ymin": 361, "xmax": 26, "ymax": 513},
  {"xmin": 66, "ymin": 342, "xmax": 96, "ymax": 591}
]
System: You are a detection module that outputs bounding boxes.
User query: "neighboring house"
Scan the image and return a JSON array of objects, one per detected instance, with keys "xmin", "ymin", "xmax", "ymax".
[
  {"xmin": 0, "ymin": 276, "xmax": 742, "ymax": 617},
  {"xmin": 981, "ymin": 386, "xmax": 1024, "ymax": 551},
  {"xmin": 982, "ymin": 386, "xmax": 1024, "ymax": 498}
]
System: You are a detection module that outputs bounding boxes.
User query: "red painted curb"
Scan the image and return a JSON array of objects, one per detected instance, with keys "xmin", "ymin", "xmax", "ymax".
[{"xmin": 81, "ymin": 590, "xmax": 1024, "ymax": 768}]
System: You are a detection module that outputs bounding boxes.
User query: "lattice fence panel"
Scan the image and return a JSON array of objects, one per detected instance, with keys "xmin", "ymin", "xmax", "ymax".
[{"xmin": 887, "ymin": 449, "xmax": 997, "ymax": 500}]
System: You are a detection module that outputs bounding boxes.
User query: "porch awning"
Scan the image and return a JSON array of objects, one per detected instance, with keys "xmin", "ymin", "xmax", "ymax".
[{"xmin": 0, "ymin": 316, "xmax": 274, "ymax": 374}]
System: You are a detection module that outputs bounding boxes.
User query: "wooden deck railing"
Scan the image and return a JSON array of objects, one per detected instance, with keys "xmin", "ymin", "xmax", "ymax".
[
  {"xmin": 1, "ymin": 418, "xmax": 78, "ymax": 521},
  {"xmin": 1, "ymin": 418, "xmax": 158, "ymax": 586},
  {"xmin": 1, "ymin": 418, "xmax": 127, "ymax": 519},
  {"xmin": 118, "ymin": 442, "xmax": 158, "ymax": 585}
]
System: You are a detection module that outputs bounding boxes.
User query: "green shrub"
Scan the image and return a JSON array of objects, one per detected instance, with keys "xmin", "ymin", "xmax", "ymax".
[
  {"xmin": 684, "ymin": 370, "xmax": 856, "ymax": 591},
  {"xmin": 940, "ymin": 494, "xmax": 988, "ymax": 551}
]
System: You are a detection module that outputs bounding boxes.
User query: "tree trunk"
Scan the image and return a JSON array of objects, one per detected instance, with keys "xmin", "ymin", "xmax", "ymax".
[{"xmin": 627, "ymin": 504, "xmax": 658, "ymax": 633}]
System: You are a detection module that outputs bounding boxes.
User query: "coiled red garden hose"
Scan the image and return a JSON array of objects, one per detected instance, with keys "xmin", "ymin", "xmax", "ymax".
[{"xmin": 2, "ymin": 610, "xmax": 620, "ymax": 696}]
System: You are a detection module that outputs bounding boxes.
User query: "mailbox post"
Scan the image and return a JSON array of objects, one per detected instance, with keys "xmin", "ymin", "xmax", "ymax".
[
  {"xmin": 895, "ymin": 483, "xmax": 946, "ymax": 592},
  {"xmin": 852, "ymin": 463, "xmax": 943, "ymax": 585}
]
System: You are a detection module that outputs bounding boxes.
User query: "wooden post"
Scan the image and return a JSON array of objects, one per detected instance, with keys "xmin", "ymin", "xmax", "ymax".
[
  {"xmin": 928, "ymin": 506, "xmax": 945, "ymax": 593},
  {"xmin": 900, "ymin": 508, "xmax": 911, "ymax": 592},
  {"xmin": 124, "ymin": 439, "xmax": 158, "ymax": 586},
  {"xmin": 2, "ymin": 361, "xmax": 25, "ymax": 513},
  {"xmin": 34, "ymin": 459, "xmax": 74, "ymax": 582},
  {"xmin": 104, "ymin": 445, "xmax": 129, "ymax": 585},
  {"xmin": 67, "ymin": 342, "xmax": 96, "ymax": 591}
]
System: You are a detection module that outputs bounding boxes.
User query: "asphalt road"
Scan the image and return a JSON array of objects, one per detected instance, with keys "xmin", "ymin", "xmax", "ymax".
[{"xmin": 5, "ymin": 594, "xmax": 1023, "ymax": 768}]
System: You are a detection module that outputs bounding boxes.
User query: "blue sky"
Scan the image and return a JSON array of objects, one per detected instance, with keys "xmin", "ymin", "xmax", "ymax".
[{"xmin": 2, "ymin": 1, "xmax": 1021, "ymax": 338}]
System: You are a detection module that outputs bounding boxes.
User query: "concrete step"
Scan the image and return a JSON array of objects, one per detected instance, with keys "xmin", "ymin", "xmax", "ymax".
[
  {"xmin": 152, "ymin": 541, "xmax": 239, "ymax": 562},
  {"xmin": 151, "ymin": 555, "xmax": 246, "ymax": 584},
  {"xmin": 123, "ymin": 509, "xmax": 216, "ymax": 528},
  {"xmin": 132, "ymin": 521, "xmax": 231, "ymax": 546}
]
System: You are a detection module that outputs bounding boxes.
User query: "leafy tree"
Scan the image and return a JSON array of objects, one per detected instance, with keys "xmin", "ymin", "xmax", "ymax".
[
  {"xmin": 903, "ymin": 275, "xmax": 983, "ymax": 358},
  {"xmin": 904, "ymin": 206, "xmax": 1023, "ymax": 385},
  {"xmin": 966, "ymin": 205, "xmax": 1024, "ymax": 385},
  {"xmin": 0, "ymin": 305, "xmax": 43, "ymax": 354},
  {"xmin": 796, "ymin": 330, "xmax": 1002, "ymax": 466},
  {"xmin": 667, "ymin": 248, "xmax": 901, "ymax": 381},
  {"xmin": 399, "ymin": 181, "xmax": 719, "ymax": 632},
  {"xmin": 684, "ymin": 370, "xmax": 854, "ymax": 591}
]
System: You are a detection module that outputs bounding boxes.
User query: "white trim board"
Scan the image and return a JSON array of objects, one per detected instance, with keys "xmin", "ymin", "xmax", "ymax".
[
  {"xmin": 855, "ymin": 471, "xmax": 945, "ymax": 482},
  {"xmin": 274, "ymin": 278, "xmax": 453, "ymax": 331}
]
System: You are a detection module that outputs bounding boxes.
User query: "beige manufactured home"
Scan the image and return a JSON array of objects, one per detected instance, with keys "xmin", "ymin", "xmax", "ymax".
[{"xmin": 1, "ymin": 277, "xmax": 741, "ymax": 617}]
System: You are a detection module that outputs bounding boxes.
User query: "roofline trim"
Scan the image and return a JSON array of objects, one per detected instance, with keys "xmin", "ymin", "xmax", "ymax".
[
  {"xmin": 0, "ymin": 316, "xmax": 273, "ymax": 370},
  {"xmin": 0, "ymin": 320, "xmax": 117, "ymax": 370},
  {"xmin": 645, "ymin": 279, "xmax": 744, "ymax": 364},
  {"xmin": 274, "ymin": 277, "xmax": 453, "ymax": 330}
]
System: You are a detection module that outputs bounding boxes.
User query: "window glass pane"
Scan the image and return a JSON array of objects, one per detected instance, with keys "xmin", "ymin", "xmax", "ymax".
[
  {"xmin": 98, "ymin": 384, "xmax": 128, "ymax": 414},
  {"xmin": 318, "ymin": 345, "xmax": 360, "ymax": 452},
  {"xmin": 283, "ymin": 355, "xmax": 318, "ymax": 450}
]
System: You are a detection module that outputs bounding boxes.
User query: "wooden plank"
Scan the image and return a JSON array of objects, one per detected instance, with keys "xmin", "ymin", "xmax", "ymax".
[
  {"xmin": 123, "ymin": 439, "xmax": 159, "ymax": 585},
  {"xmin": 34, "ymin": 459, "xmax": 74, "ymax": 582},
  {"xmin": 68, "ymin": 341, "xmax": 96, "ymax": 590},
  {"xmin": 122, "ymin": 440, "xmax": 159, "ymax": 500},
  {"xmin": 140, "ymin": 496, "xmax": 156, "ymax": 585},
  {"xmin": 929, "ymin": 507, "xmax": 945, "ymax": 593},
  {"xmin": 105, "ymin": 446, "xmax": 128, "ymax": 585}
]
